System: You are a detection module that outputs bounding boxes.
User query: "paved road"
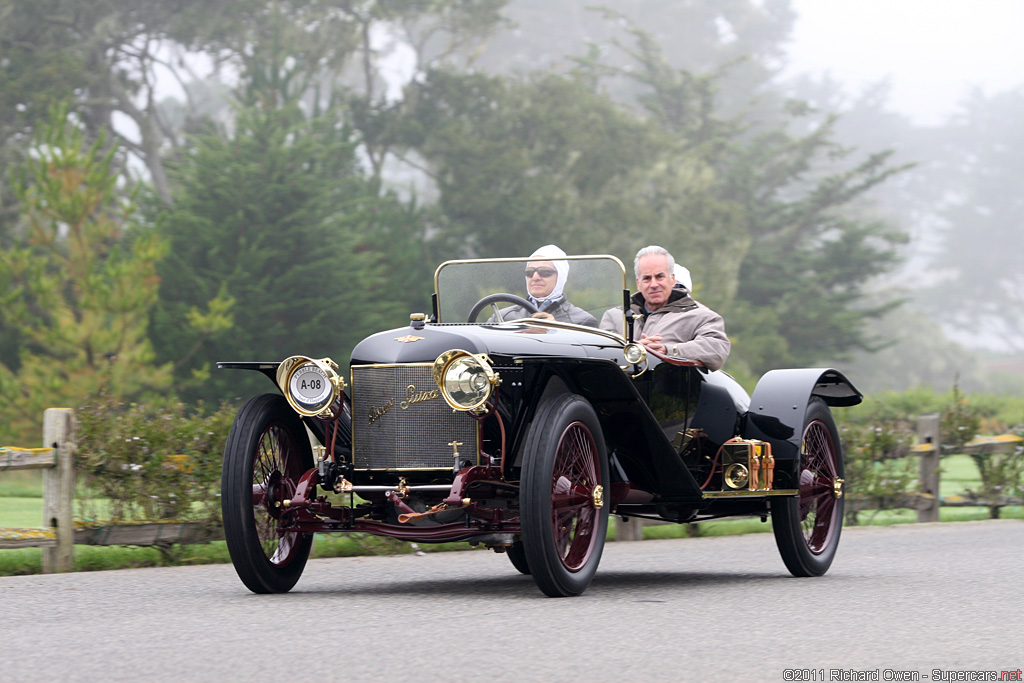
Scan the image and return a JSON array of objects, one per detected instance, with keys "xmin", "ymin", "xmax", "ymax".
[{"xmin": 2, "ymin": 520, "xmax": 1022, "ymax": 682}]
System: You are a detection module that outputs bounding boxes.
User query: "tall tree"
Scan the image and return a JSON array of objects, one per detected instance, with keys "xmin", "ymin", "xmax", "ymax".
[
  {"xmin": 402, "ymin": 67, "xmax": 658, "ymax": 259},
  {"xmin": 0, "ymin": 106, "xmax": 171, "ymax": 443},
  {"xmin": 472, "ymin": 0, "xmax": 795, "ymax": 115},
  {"xmin": 402, "ymin": 20, "xmax": 908, "ymax": 376},
  {"xmin": 0, "ymin": 0, "xmax": 508, "ymax": 204},
  {"xmin": 927, "ymin": 87, "xmax": 1024, "ymax": 353},
  {"xmin": 150, "ymin": 91, "xmax": 426, "ymax": 405}
]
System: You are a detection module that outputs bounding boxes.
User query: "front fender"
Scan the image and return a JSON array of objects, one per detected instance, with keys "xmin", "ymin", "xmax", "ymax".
[
  {"xmin": 511, "ymin": 357, "xmax": 704, "ymax": 502},
  {"xmin": 218, "ymin": 361, "xmax": 353, "ymax": 454},
  {"xmin": 218, "ymin": 361, "xmax": 282, "ymax": 389}
]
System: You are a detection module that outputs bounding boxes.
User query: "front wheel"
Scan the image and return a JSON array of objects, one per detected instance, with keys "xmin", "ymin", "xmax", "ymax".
[
  {"xmin": 772, "ymin": 398, "xmax": 845, "ymax": 577},
  {"xmin": 520, "ymin": 393, "xmax": 609, "ymax": 597},
  {"xmin": 505, "ymin": 539, "xmax": 532, "ymax": 575},
  {"xmin": 222, "ymin": 394, "xmax": 314, "ymax": 593}
]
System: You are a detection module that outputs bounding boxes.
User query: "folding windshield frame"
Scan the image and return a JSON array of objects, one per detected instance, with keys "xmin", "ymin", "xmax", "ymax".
[{"xmin": 433, "ymin": 255, "xmax": 629, "ymax": 337}]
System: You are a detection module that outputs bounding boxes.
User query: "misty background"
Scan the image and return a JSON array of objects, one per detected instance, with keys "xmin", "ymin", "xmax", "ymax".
[{"xmin": 1, "ymin": 0, "xmax": 1022, "ymax": 441}]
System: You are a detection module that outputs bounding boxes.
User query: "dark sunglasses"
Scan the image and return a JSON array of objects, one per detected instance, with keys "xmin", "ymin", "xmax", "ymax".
[{"xmin": 525, "ymin": 267, "xmax": 556, "ymax": 278}]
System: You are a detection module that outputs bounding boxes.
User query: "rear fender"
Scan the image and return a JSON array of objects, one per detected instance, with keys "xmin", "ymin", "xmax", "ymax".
[{"xmin": 743, "ymin": 368, "xmax": 862, "ymax": 486}]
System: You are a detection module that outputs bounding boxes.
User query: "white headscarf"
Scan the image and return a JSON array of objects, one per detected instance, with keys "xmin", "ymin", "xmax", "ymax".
[
  {"xmin": 526, "ymin": 244, "xmax": 570, "ymax": 309},
  {"xmin": 673, "ymin": 264, "xmax": 692, "ymax": 291}
]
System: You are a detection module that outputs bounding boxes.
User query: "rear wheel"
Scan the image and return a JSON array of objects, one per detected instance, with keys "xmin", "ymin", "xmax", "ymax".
[
  {"xmin": 521, "ymin": 393, "xmax": 609, "ymax": 597},
  {"xmin": 772, "ymin": 398, "xmax": 845, "ymax": 577},
  {"xmin": 222, "ymin": 394, "xmax": 314, "ymax": 593}
]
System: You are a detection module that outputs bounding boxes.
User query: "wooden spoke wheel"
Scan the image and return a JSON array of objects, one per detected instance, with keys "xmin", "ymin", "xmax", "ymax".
[
  {"xmin": 521, "ymin": 393, "xmax": 609, "ymax": 597},
  {"xmin": 222, "ymin": 394, "xmax": 314, "ymax": 593},
  {"xmin": 772, "ymin": 398, "xmax": 845, "ymax": 577}
]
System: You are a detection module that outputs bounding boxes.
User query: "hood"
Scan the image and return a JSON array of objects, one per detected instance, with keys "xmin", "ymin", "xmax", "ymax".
[{"xmin": 351, "ymin": 320, "xmax": 622, "ymax": 366}]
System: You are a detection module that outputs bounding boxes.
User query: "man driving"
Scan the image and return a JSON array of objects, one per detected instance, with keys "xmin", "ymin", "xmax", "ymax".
[
  {"xmin": 488, "ymin": 244, "xmax": 598, "ymax": 326},
  {"xmin": 603, "ymin": 245, "xmax": 730, "ymax": 371}
]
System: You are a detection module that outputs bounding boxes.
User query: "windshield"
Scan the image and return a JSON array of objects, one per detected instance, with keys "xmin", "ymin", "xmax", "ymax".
[{"xmin": 435, "ymin": 255, "xmax": 628, "ymax": 334}]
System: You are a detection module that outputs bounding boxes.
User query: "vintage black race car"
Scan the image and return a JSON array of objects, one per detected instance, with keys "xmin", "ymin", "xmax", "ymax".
[{"xmin": 219, "ymin": 255, "xmax": 862, "ymax": 597}]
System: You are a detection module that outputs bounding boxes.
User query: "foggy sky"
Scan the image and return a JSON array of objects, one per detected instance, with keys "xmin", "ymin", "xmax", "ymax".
[{"xmin": 785, "ymin": 0, "xmax": 1024, "ymax": 126}]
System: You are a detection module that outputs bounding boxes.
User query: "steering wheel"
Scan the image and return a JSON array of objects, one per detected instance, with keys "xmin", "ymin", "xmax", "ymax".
[{"xmin": 468, "ymin": 293, "xmax": 539, "ymax": 323}]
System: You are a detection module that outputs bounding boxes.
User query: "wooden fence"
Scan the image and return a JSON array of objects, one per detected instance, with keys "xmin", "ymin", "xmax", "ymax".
[
  {"xmin": 0, "ymin": 409, "xmax": 76, "ymax": 571},
  {"xmin": 3, "ymin": 410, "xmax": 1022, "ymax": 559},
  {"xmin": 0, "ymin": 408, "xmax": 216, "ymax": 572},
  {"xmin": 844, "ymin": 413, "xmax": 1024, "ymax": 523}
]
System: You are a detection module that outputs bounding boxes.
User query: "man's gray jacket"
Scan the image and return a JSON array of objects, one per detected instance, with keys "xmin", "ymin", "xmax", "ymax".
[{"xmin": 600, "ymin": 289, "xmax": 731, "ymax": 371}]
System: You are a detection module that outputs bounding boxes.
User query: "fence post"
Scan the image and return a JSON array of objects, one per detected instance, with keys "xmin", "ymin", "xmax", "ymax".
[
  {"xmin": 917, "ymin": 413, "xmax": 941, "ymax": 523},
  {"xmin": 42, "ymin": 408, "xmax": 75, "ymax": 573},
  {"xmin": 615, "ymin": 516, "xmax": 644, "ymax": 541}
]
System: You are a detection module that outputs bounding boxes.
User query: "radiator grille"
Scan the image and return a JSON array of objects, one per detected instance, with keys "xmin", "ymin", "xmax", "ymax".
[{"xmin": 350, "ymin": 364, "xmax": 478, "ymax": 470}]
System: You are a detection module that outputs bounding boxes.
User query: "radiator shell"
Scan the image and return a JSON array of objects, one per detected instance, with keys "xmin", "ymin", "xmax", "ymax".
[{"xmin": 350, "ymin": 363, "xmax": 479, "ymax": 471}]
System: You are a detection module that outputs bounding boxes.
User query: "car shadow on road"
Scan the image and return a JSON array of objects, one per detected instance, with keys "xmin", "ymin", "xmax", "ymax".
[{"xmin": 274, "ymin": 568, "xmax": 789, "ymax": 599}]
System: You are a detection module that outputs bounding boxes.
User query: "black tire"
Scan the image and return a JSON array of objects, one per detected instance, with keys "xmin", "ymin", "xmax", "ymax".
[
  {"xmin": 222, "ymin": 394, "xmax": 314, "ymax": 593},
  {"xmin": 772, "ymin": 398, "xmax": 845, "ymax": 577},
  {"xmin": 521, "ymin": 393, "xmax": 609, "ymax": 597},
  {"xmin": 505, "ymin": 539, "xmax": 532, "ymax": 575}
]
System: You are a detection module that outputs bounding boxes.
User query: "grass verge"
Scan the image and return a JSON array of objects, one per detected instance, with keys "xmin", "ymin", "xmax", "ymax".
[{"xmin": 2, "ymin": 505, "xmax": 1021, "ymax": 577}]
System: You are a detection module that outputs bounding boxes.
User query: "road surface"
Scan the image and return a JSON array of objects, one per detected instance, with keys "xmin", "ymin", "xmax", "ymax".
[{"xmin": 1, "ymin": 520, "xmax": 1021, "ymax": 682}]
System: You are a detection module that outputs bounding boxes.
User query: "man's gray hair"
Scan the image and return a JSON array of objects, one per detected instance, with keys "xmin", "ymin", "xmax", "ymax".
[{"xmin": 633, "ymin": 245, "xmax": 676, "ymax": 279}]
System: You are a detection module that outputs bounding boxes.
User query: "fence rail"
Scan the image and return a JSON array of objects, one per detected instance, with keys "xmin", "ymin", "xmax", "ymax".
[
  {"xmin": 904, "ymin": 413, "xmax": 1023, "ymax": 522},
  {"xmin": 0, "ymin": 409, "xmax": 222, "ymax": 571}
]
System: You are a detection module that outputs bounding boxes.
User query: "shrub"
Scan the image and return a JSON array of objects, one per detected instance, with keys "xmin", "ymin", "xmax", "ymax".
[
  {"xmin": 837, "ymin": 412, "xmax": 918, "ymax": 525},
  {"xmin": 940, "ymin": 383, "xmax": 981, "ymax": 452},
  {"xmin": 75, "ymin": 396, "xmax": 237, "ymax": 527}
]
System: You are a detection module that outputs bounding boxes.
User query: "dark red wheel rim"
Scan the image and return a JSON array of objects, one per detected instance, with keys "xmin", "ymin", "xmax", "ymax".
[
  {"xmin": 798, "ymin": 420, "xmax": 841, "ymax": 555},
  {"xmin": 252, "ymin": 422, "xmax": 303, "ymax": 566},
  {"xmin": 549, "ymin": 421, "xmax": 601, "ymax": 572}
]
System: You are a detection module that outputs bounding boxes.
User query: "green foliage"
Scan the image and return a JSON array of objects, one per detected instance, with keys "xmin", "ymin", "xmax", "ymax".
[
  {"xmin": 0, "ymin": 2, "xmax": 89, "ymax": 151},
  {"xmin": 965, "ymin": 438, "xmax": 1024, "ymax": 519},
  {"xmin": 0, "ymin": 105, "xmax": 172, "ymax": 444},
  {"xmin": 75, "ymin": 396, "xmax": 237, "ymax": 525},
  {"xmin": 149, "ymin": 95, "xmax": 424, "ymax": 404},
  {"xmin": 940, "ymin": 383, "xmax": 981, "ymax": 452},
  {"xmin": 937, "ymin": 387, "xmax": 1024, "ymax": 517},
  {"xmin": 3, "ymin": 1, "xmax": 916, "ymax": 389},
  {"xmin": 404, "ymin": 68, "xmax": 658, "ymax": 259},
  {"xmin": 473, "ymin": 0, "xmax": 795, "ymax": 115},
  {"xmin": 838, "ymin": 386, "xmax": 1024, "ymax": 520},
  {"xmin": 847, "ymin": 386, "xmax": 963, "ymax": 423}
]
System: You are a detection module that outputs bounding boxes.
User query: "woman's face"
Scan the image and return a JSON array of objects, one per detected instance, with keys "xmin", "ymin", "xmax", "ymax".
[{"xmin": 525, "ymin": 260, "xmax": 557, "ymax": 298}]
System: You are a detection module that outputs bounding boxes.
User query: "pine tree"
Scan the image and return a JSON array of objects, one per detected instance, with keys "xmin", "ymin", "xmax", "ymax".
[
  {"xmin": 0, "ymin": 106, "xmax": 171, "ymax": 443},
  {"xmin": 150, "ymin": 96, "xmax": 422, "ymax": 405}
]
